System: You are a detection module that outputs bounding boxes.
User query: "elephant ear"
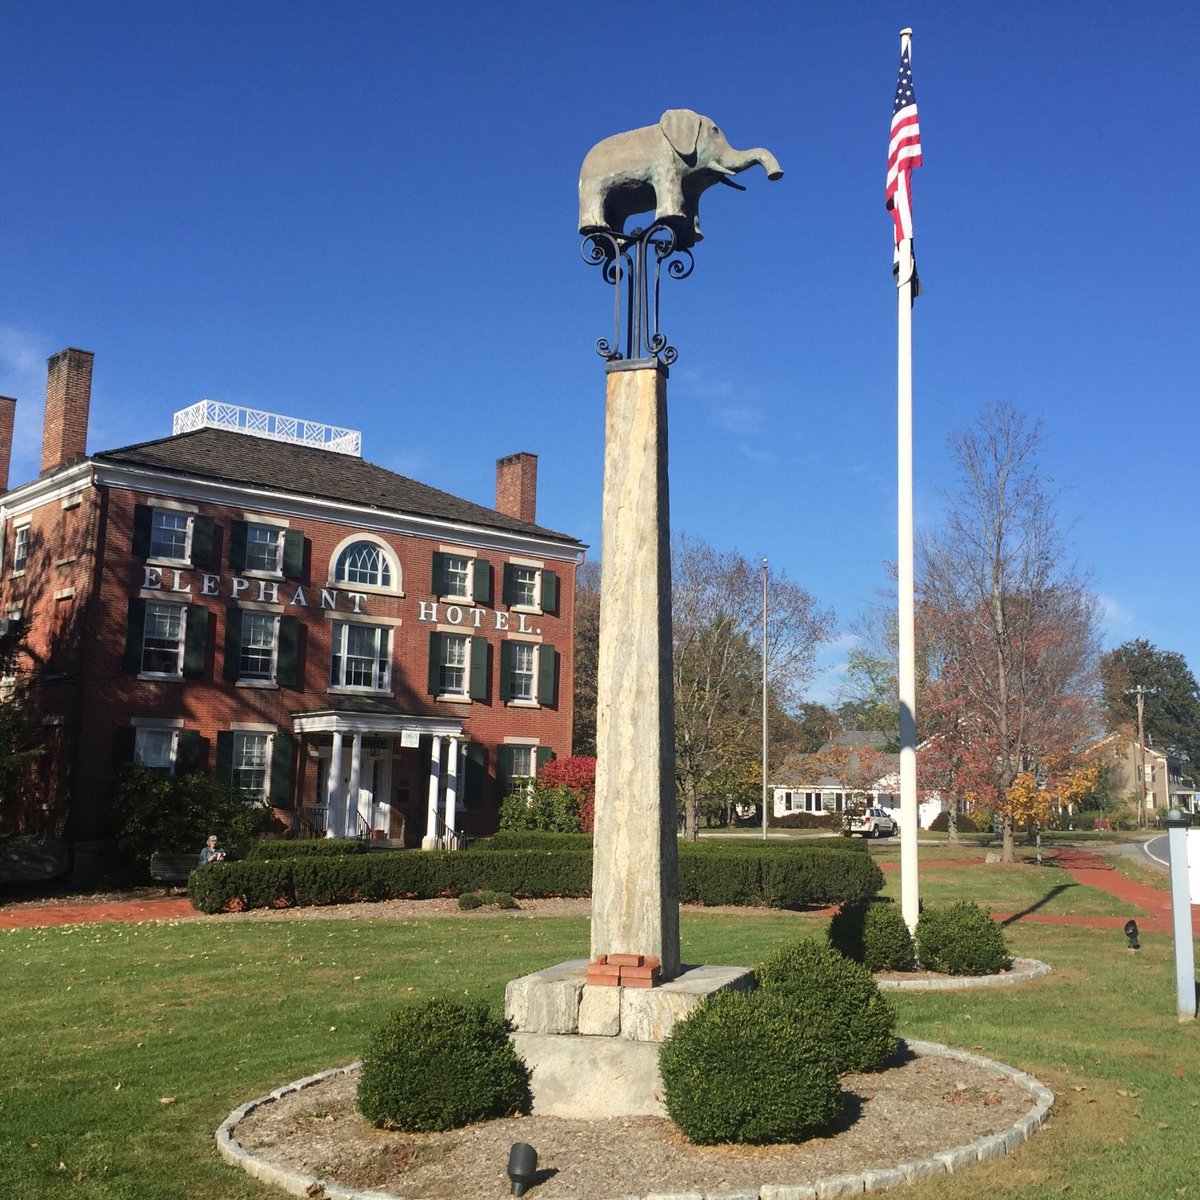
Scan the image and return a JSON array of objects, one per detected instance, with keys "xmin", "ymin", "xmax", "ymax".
[{"xmin": 660, "ymin": 109, "xmax": 700, "ymax": 160}]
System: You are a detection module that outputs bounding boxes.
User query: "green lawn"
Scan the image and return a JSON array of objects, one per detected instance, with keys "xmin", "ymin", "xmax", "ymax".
[{"xmin": 3, "ymin": 876, "xmax": 1197, "ymax": 1199}]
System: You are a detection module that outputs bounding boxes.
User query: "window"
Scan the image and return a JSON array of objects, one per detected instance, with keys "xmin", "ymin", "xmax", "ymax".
[
  {"xmin": 439, "ymin": 633, "xmax": 469, "ymax": 696},
  {"xmin": 12, "ymin": 526, "xmax": 29, "ymax": 573},
  {"xmin": 142, "ymin": 602, "xmax": 187, "ymax": 675},
  {"xmin": 508, "ymin": 745, "xmax": 536, "ymax": 779},
  {"xmin": 232, "ymin": 732, "xmax": 270, "ymax": 798},
  {"xmin": 150, "ymin": 510, "xmax": 191, "ymax": 560},
  {"xmin": 502, "ymin": 563, "xmax": 558, "ymax": 613},
  {"xmin": 245, "ymin": 523, "xmax": 283, "ymax": 573},
  {"xmin": 432, "ymin": 551, "xmax": 491, "ymax": 604},
  {"xmin": 444, "ymin": 556, "xmax": 471, "ymax": 598},
  {"xmin": 508, "ymin": 642, "xmax": 536, "ymax": 701},
  {"xmin": 239, "ymin": 613, "xmax": 277, "ymax": 681},
  {"xmin": 135, "ymin": 727, "xmax": 177, "ymax": 771},
  {"xmin": 335, "ymin": 541, "xmax": 391, "ymax": 588},
  {"xmin": 498, "ymin": 744, "xmax": 553, "ymax": 796},
  {"xmin": 330, "ymin": 622, "xmax": 391, "ymax": 690}
]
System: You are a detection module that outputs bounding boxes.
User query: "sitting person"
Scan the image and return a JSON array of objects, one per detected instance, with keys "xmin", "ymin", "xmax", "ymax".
[{"xmin": 198, "ymin": 835, "xmax": 226, "ymax": 865}]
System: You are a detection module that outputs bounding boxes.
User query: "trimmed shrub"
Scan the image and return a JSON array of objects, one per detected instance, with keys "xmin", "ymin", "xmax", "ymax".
[
  {"xmin": 186, "ymin": 859, "xmax": 295, "ymax": 914},
  {"xmin": 659, "ymin": 988, "xmax": 841, "ymax": 1145},
  {"xmin": 457, "ymin": 890, "xmax": 517, "ymax": 910},
  {"xmin": 498, "ymin": 784, "xmax": 580, "ymax": 833},
  {"xmin": 769, "ymin": 812, "xmax": 844, "ymax": 832},
  {"xmin": 678, "ymin": 846, "xmax": 883, "ymax": 909},
  {"xmin": 828, "ymin": 899, "xmax": 915, "ymax": 972},
  {"xmin": 244, "ymin": 838, "xmax": 367, "ymax": 860},
  {"xmin": 756, "ymin": 939, "xmax": 897, "ymax": 1073},
  {"xmin": 357, "ymin": 998, "xmax": 531, "ymax": 1131},
  {"xmin": 916, "ymin": 902, "xmax": 1010, "ymax": 975},
  {"xmin": 480, "ymin": 830, "xmax": 594, "ymax": 853}
]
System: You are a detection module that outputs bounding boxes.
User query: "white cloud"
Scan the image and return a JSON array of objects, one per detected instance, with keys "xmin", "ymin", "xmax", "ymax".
[{"xmin": 1096, "ymin": 593, "xmax": 1135, "ymax": 647}]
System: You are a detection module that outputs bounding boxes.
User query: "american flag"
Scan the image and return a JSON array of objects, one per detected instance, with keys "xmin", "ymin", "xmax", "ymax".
[{"xmin": 886, "ymin": 42, "xmax": 922, "ymax": 245}]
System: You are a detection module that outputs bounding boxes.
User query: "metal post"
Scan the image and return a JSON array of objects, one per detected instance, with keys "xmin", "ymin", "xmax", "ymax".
[
  {"xmin": 1166, "ymin": 810, "xmax": 1197, "ymax": 1021},
  {"xmin": 761, "ymin": 557, "xmax": 769, "ymax": 840}
]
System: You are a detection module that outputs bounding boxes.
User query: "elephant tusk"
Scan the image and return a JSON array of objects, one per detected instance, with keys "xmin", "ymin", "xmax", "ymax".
[{"xmin": 717, "ymin": 176, "xmax": 747, "ymax": 190}]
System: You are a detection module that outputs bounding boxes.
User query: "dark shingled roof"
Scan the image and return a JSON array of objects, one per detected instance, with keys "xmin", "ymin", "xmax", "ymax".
[{"xmin": 93, "ymin": 428, "xmax": 582, "ymax": 545}]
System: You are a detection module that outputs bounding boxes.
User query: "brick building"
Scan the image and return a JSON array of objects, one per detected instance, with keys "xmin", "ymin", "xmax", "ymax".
[{"xmin": 0, "ymin": 349, "xmax": 583, "ymax": 853}]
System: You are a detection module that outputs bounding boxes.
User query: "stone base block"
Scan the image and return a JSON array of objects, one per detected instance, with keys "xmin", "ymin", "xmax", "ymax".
[
  {"xmin": 511, "ymin": 1031, "xmax": 667, "ymax": 1118},
  {"xmin": 507, "ymin": 960, "xmax": 755, "ymax": 1042}
]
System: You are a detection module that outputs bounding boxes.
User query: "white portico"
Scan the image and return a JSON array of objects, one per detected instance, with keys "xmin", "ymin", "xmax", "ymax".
[{"xmin": 292, "ymin": 708, "xmax": 467, "ymax": 848}]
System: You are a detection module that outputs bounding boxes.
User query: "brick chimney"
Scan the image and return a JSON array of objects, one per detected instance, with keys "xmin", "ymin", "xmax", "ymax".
[
  {"xmin": 41, "ymin": 347, "xmax": 94, "ymax": 474},
  {"xmin": 495, "ymin": 452, "xmax": 538, "ymax": 524},
  {"xmin": 0, "ymin": 397, "xmax": 15, "ymax": 492}
]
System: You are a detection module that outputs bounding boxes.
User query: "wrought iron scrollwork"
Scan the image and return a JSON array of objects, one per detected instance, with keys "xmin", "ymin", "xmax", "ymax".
[{"xmin": 580, "ymin": 223, "xmax": 695, "ymax": 366}]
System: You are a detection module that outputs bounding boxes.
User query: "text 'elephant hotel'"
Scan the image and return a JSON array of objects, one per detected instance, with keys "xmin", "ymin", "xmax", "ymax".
[{"xmin": 0, "ymin": 348, "xmax": 582, "ymax": 861}]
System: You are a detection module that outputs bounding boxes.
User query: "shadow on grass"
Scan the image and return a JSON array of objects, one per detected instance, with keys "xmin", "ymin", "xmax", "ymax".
[{"xmin": 999, "ymin": 882, "xmax": 1075, "ymax": 927}]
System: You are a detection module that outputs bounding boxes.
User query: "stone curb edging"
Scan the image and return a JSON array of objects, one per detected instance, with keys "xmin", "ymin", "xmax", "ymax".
[
  {"xmin": 216, "ymin": 1040, "xmax": 1055, "ymax": 1200},
  {"xmin": 876, "ymin": 957, "xmax": 1052, "ymax": 991}
]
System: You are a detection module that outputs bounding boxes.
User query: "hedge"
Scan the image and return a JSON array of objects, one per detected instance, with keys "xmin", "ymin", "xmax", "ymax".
[
  {"xmin": 187, "ymin": 842, "xmax": 883, "ymax": 914},
  {"xmin": 243, "ymin": 838, "xmax": 368, "ymax": 861}
]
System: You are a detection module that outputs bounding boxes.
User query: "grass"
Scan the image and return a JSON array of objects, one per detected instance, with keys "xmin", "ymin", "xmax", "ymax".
[{"xmin": 2, "ymin": 861, "xmax": 1197, "ymax": 1200}]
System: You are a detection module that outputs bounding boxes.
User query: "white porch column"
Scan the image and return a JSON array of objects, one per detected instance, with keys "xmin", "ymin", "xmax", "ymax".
[
  {"xmin": 422, "ymin": 735, "xmax": 443, "ymax": 850},
  {"xmin": 348, "ymin": 733, "xmax": 363, "ymax": 838},
  {"xmin": 444, "ymin": 737, "xmax": 460, "ymax": 848},
  {"xmin": 328, "ymin": 731, "xmax": 344, "ymax": 838}
]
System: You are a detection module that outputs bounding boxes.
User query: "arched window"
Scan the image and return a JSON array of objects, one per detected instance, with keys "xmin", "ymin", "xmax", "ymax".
[{"xmin": 334, "ymin": 540, "xmax": 392, "ymax": 588}]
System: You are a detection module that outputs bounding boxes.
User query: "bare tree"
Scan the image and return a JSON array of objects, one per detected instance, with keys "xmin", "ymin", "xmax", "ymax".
[
  {"xmin": 918, "ymin": 403, "xmax": 1101, "ymax": 863},
  {"xmin": 571, "ymin": 560, "xmax": 601, "ymax": 757}
]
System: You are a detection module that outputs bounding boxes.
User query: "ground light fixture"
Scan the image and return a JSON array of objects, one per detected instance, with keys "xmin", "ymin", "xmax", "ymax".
[
  {"xmin": 507, "ymin": 1142, "xmax": 538, "ymax": 1196},
  {"xmin": 1124, "ymin": 919, "xmax": 1140, "ymax": 951}
]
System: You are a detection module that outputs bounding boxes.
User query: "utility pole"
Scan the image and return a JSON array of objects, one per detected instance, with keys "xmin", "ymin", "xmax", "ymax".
[{"xmin": 1127, "ymin": 685, "xmax": 1155, "ymax": 830}]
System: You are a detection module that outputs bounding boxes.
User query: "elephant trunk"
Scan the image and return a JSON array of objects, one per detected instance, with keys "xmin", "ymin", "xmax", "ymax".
[{"xmin": 723, "ymin": 147, "xmax": 784, "ymax": 181}]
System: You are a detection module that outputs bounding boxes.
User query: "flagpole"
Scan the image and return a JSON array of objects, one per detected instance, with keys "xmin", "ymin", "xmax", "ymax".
[{"xmin": 896, "ymin": 26, "xmax": 921, "ymax": 934}]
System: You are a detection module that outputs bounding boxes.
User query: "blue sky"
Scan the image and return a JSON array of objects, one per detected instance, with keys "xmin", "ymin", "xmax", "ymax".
[{"xmin": 3, "ymin": 2, "xmax": 1196, "ymax": 703}]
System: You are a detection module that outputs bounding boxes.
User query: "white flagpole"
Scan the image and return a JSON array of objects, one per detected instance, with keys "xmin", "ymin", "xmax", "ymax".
[{"xmin": 896, "ymin": 27, "xmax": 920, "ymax": 934}]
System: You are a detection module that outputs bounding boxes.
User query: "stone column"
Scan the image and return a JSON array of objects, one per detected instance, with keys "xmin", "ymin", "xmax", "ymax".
[
  {"xmin": 422, "ymin": 735, "xmax": 443, "ymax": 850},
  {"xmin": 444, "ymin": 737, "xmax": 460, "ymax": 847},
  {"xmin": 591, "ymin": 362, "xmax": 680, "ymax": 980},
  {"xmin": 328, "ymin": 731, "xmax": 343, "ymax": 838},
  {"xmin": 348, "ymin": 733, "xmax": 363, "ymax": 836}
]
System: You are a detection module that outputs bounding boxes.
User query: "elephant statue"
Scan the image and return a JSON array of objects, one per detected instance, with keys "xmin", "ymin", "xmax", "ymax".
[{"xmin": 578, "ymin": 109, "xmax": 783, "ymax": 247}]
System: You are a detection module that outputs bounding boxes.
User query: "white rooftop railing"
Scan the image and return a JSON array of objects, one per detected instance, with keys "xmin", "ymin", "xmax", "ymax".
[{"xmin": 172, "ymin": 401, "xmax": 362, "ymax": 457}]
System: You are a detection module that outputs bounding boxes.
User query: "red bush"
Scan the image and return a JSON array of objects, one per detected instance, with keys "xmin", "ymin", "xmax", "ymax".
[{"xmin": 538, "ymin": 757, "xmax": 596, "ymax": 833}]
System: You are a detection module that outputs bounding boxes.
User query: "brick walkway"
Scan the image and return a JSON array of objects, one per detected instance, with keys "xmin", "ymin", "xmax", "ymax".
[{"xmin": 0, "ymin": 846, "xmax": 1195, "ymax": 933}]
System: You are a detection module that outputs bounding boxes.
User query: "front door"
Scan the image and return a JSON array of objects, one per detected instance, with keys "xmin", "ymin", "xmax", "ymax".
[{"xmin": 318, "ymin": 753, "xmax": 393, "ymax": 838}]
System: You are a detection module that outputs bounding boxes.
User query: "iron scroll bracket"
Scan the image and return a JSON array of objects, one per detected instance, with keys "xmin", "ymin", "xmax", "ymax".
[{"xmin": 580, "ymin": 223, "xmax": 695, "ymax": 367}]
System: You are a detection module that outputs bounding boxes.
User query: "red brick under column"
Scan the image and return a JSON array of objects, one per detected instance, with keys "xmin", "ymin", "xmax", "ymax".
[{"xmin": 584, "ymin": 953, "xmax": 663, "ymax": 987}]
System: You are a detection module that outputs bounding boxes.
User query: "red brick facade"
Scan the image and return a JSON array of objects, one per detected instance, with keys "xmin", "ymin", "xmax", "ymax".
[{"xmin": 1, "ymin": 355, "xmax": 580, "ymax": 849}]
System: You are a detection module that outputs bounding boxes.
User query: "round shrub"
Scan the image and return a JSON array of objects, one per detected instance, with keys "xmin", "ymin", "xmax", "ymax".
[
  {"xmin": 756, "ymin": 939, "xmax": 897, "ymax": 1073},
  {"xmin": 828, "ymin": 899, "xmax": 915, "ymax": 972},
  {"xmin": 659, "ymin": 988, "xmax": 841, "ymax": 1145},
  {"xmin": 357, "ymin": 998, "xmax": 531, "ymax": 1131},
  {"xmin": 916, "ymin": 901, "xmax": 1009, "ymax": 975}
]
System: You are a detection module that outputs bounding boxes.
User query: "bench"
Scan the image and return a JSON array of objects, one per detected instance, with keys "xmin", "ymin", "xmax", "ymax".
[{"xmin": 149, "ymin": 852, "xmax": 202, "ymax": 885}]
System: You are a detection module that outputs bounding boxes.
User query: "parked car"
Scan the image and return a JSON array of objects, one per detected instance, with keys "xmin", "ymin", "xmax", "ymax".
[{"xmin": 844, "ymin": 807, "xmax": 898, "ymax": 838}]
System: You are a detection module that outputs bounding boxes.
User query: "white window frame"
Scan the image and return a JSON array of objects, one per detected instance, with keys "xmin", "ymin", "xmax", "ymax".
[
  {"xmin": 328, "ymin": 534, "xmax": 400, "ymax": 593},
  {"xmin": 244, "ymin": 522, "xmax": 284, "ymax": 575},
  {"xmin": 148, "ymin": 509, "xmax": 193, "ymax": 564},
  {"xmin": 438, "ymin": 632, "xmax": 470, "ymax": 697},
  {"xmin": 12, "ymin": 524, "xmax": 29, "ymax": 574},
  {"xmin": 134, "ymin": 727, "xmax": 178, "ymax": 773},
  {"xmin": 141, "ymin": 601, "xmax": 188, "ymax": 678},
  {"xmin": 508, "ymin": 744, "xmax": 536, "ymax": 781},
  {"xmin": 330, "ymin": 621, "xmax": 392, "ymax": 692},
  {"xmin": 508, "ymin": 641, "xmax": 537, "ymax": 703},
  {"xmin": 239, "ymin": 612, "xmax": 279, "ymax": 683},
  {"xmin": 442, "ymin": 554, "xmax": 474, "ymax": 602},
  {"xmin": 509, "ymin": 564, "xmax": 539, "ymax": 609},
  {"xmin": 232, "ymin": 731, "xmax": 272, "ymax": 800}
]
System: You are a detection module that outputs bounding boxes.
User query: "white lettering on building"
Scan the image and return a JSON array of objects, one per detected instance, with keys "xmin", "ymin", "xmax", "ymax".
[
  {"xmin": 320, "ymin": 589, "xmax": 338, "ymax": 610},
  {"xmin": 201, "ymin": 574, "xmax": 220, "ymax": 596},
  {"xmin": 170, "ymin": 569, "xmax": 192, "ymax": 594},
  {"xmin": 418, "ymin": 601, "xmax": 439, "ymax": 622},
  {"xmin": 231, "ymin": 577, "xmax": 250, "ymax": 600},
  {"xmin": 289, "ymin": 585, "xmax": 307, "ymax": 607},
  {"xmin": 142, "ymin": 566, "xmax": 163, "ymax": 590},
  {"xmin": 256, "ymin": 581, "xmax": 280, "ymax": 604},
  {"xmin": 445, "ymin": 605, "xmax": 463, "ymax": 625}
]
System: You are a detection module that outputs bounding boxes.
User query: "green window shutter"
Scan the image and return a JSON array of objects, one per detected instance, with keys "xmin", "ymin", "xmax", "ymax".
[
  {"xmin": 472, "ymin": 558, "xmax": 493, "ymax": 605},
  {"xmin": 464, "ymin": 743, "xmax": 487, "ymax": 807},
  {"xmin": 537, "ymin": 644, "xmax": 557, "ymax": 706},
  {"xmin": 214, "ymin": 731, "xmax": 234, "ymax": 790},
  {"xmin": 431, "ymin": 551, "xmax": 448, "ymax": 596},
  {"xmin": 228, "ymin": 520, "xmax": 248, "ymax": 572},
  {"xmin": 541, "ymin": 569, "xmax": 559, "ymax": 615},
  {"xmin": 132, "ymin": 504, "xmax": 153, "ymax": 557},
  {"xmin": 113, "ymin": 726, "xmax": 136, "ymax": 765},
  {"xmin": 183, "ymin": 605, "xmax": 209, "ymax": 679},
  {"xmin": 269, "ymin": 732, "xmax": 296, "ymax": 807},
  {"xmin": 190, "ymin": 516, "xmax": 216, "ymax": 569},
  {"xmin": 501, "ymin": 563, "xmax": 516, "ymax": 607},
  {"xmin": 276, "ymin": 616, "xmax": 300, "ymax": 686},
  {"xmin": 496, "ymin": 745, "xmax": 515, "ymax": 797},
  {"xmin": 282, "ymin": 529, "xmax": 305, "ymax": 579},
  {"xmin": 223, "ymin": 609, "xmax": 243, "ymax": 681},
  {"xmin": 469, "ymin": 636, "xmax": 489, "ymax": 700},
  {"xmin": 499, "ymin": 640, "xmax": 515, "ymax": 702},
  {"xmin": 122, "ymin": 598, "xmax": 147, "ymax": 674},
  {"xmin": 427, "ymin": 631, "xmax": 443, "ymax": 695},
  {"xmin": 176, "ymin": 730, "xmax": 205, "ymax": 774},
  {"xmin": 536, "ymin": 746, "xmax": 555, "ymax": 773}
]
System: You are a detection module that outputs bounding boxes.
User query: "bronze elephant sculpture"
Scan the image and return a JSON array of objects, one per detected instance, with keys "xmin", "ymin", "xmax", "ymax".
[{"xmin": 578, "ymin": 109, "xmax": 783, "ymax": 247}]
